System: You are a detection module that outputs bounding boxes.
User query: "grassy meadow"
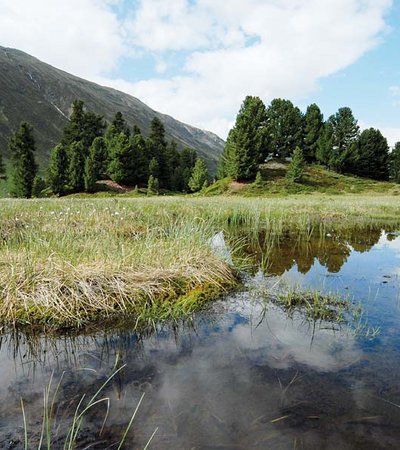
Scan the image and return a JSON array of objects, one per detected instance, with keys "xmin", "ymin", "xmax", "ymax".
[{"xmin": 1, "ymin": 195, "xmax": 400, "ymax": 330}]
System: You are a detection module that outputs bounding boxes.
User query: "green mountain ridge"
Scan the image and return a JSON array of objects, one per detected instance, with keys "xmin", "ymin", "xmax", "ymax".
[{"xmin": 0, "ymin": 46, "xmax": 224, "ymax": 170}]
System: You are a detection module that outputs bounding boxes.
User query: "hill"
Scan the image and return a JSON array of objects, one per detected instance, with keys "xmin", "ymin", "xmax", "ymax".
[
  {"xmin": 204, "ymin": 160, "xmax": 400, "ymax": 196},
  {"xmin": 0, "ymin": 46, "xmax": 224, "ymax": 169}
]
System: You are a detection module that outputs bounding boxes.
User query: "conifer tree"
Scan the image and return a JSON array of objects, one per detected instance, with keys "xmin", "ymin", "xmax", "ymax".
[
  {"xmin": 32, "ymin": 176, "xmax": 46, "ymax": 198},
  {"xmin": 84, "ymin": 137, "xmax": 108, "ymax": 192},
  {"xmin": 221, "ymin": 96, "xmax": 267, "ymax": 181},
  {"xmin": 147, "ymin": 175, "xmax": 159, "ymax": 194},
  {"xmin": 188, "ymin": 158, "xmax": 209, "ymax": 192},
  {"xmin": 108, "ymin": 133, "xmax": 135, "ymax": 185},
  {"xmin": 303, "ymin": 104, "xmax": 324, "ymax": 162},
  {"xmin": 105, "ymin": 111, "xmax": 130, "ymax": 144},
  {"xmin": 48, "ymin": 144, "xmax": 69, "ymax": 196},
  {"xmin": 62, "ymin": 100, "xmax": 105, "ymax": 150},
  {"xmin": 351, "ymin": 128, "xmax": 389, "ymax": 180},
  {"xmin": 8, "ymin": 121, "xmax": 38, "ymax": 198},
  {"xmin": 327, "ymin": 107, "xmax": 359, "ymax": 173},
  {"xmin": 265, "ymin": 99, "xmax": 303, "ymax": 158},
  {"xmin": 130, "ymin": 133, "xmax": 149, "ymax": 185},
  {"xmin": 390, "ymin": 142, "xmax": 400, "ymax": 183},
  {"xmin": 254, "ymin": 171, "xmax": 264, "ymax": 188},
  {"xmin": 0, "ymin": 152, "xmax": 5, "ymax": 179},
  {"xmin": 286, "ymin": 147, "xmax": 305, "ymax": 183},
  {"xmin": 68, "ymin": 141, "xmax": 86, "ymax": 193},
  {"xmin": 147, "ymin": 117, "xmax": 169, "ymax": 188},
  {"xmin": 316, "ymin": 122, "xmax": 334, "ymax": 166},
  {"xmin": 148, "ymin": 157, "xmax": 159, "ymax": 179}
]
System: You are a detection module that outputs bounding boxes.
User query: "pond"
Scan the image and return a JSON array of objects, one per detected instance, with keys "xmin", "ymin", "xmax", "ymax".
[{"xmin": 1, "ymin": 228, "xmax": 400, "ymax": 449}]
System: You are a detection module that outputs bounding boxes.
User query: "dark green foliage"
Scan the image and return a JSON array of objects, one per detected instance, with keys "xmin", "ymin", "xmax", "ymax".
[
  {"xmin": 32, "ymin": 176, "xmax": 46, "ymax": 197},
  {"xmin": 84, "ymin": 137, "xmax": 108, "ymax": 192},
  {"xmin": 303, "ymin": 104, "xmax": 324, "ymax": 162},
  {"xmin": 326, "ymin": 107, "xmax": 359, "ymax": 172},
  {"xmin": 148, "ymin": 157, "xmax": 159, "ymax": 179},
  {"xmin": 105, "ymin": 112, "xmax": 130, "ymax": 143},
  {"xmin": 147, "ymin": 117, "xmax": 169, "ymax": 188},
  {"xmin": 286, "ymin": 147, "xmax": 305, "ymax": 183},
  {"xmin": 62, "ymin": 100, "xmax": 105, "ymax": 151},
  {"xmin": 68, "ymin": 141, "xmax": 86, "ymax": 193},
  {"xmin": 108, "ymin": 133, "xmax": 134, "ymax": 185},
  {"xmin": 48, "ymin": 144, "xmax": 69, "ymax": 196},
  {"xmin": 351, "ymin": 128, "xmax": 389, "ymax": 180},
  {"xmin": 130, "ymin": 133, "xmax": 149, "ymax": 185},
  {"xmin": 220, "ymin": 96, "xmax": 267, "ymax": 181},
  {"xmin": 188, "ymin": 158, "xmax": 209, "ymax": 192},
  {"xmin": 254, "ymin": 171, "xmax": 264, "ymax": 188},
  {"xmin": 265, "ymin": 99, "xmax": 303, "ymax": 158},
  {"xmin": 8, "ymin": 121, "xmax": 38, "ymax": 198},
  {"xmin": 0, "ymin": 152, "xmax": 5, "ymax": 178},
  {"xmin": 316, "ymin": 122, "xmax": 334, "ymax": 166},
  {"xmin": 390, "ymin": 142, "xmax": 400, "ymax": 183},
  {"xmin": 180, "ymin": 148, "xmax": 197, "ymax": 191},
  {"xmin": 147, "ymin": 175, "xmax": 159, "ymax": 194}
]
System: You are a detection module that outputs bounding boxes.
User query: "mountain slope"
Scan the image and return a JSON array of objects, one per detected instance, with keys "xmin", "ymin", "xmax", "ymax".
[{"xmin": 0, "ymin": 46, "xmax": 224, "ymax": 170}]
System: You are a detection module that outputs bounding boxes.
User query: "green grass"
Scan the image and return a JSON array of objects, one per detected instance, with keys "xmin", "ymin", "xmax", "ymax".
[
  {"xmin": 203, "ymin": 161, "xmax": 400, "ymax": 197},
  {"xmin": 1, "ymin": 195, "xmax": 400, "ymax": 330}
]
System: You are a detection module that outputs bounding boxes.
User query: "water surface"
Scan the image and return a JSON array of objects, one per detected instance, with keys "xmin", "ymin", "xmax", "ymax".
[{"xmin": 1, "ymin": 229, "xmax": 400, "ymax": 449}]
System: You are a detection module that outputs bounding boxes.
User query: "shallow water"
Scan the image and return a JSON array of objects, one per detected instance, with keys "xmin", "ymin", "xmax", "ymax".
[{"xmin": 1, "ymin": 229, "xmax": 400, "ymax": 449}]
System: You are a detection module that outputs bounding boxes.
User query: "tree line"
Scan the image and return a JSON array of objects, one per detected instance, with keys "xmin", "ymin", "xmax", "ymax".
[
  {"xmin": 218, "ymin": 96, "xmax": 400, "ymax": 183},
  {"xmin": 2, "ymin": 100, "xmax": 209, "ymax": 198}
]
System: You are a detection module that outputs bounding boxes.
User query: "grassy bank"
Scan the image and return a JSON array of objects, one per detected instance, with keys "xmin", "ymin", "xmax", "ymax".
[{"xmin": 1, "ymin": 195, "xmax": 400, "ymax": 330}]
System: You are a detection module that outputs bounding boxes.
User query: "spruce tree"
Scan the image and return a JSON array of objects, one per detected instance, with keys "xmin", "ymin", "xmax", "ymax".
[
  {"xmin": 148, "ymin": 157, "xmax": 159, "ymax": 179},
  {"xmin": 303, "ymin": 104, "xmax": 324, "ymax": 162},
  {"xmin": 390, "ymin": 142, "xmax": 400, "ymax": 183},
  {"xmin": 351, "ymin": 128, "xmax": 389, "ymax": 180},
  {"xmin": 286, "ymin": 147, "xmax": 305, "ymax": 183},
  {"xmin": 316, "ymin": 122, "xmax": 334, "ymax": 166},
  {"xmin": 147, "ymin": 117, "xmax": 169, "ymax": 188},
  {"xmin": 265, "ymin": 99, "xmax": 303, "ymax": 158},
  {"xmin": 8, "ymin": 121, "xmax": 38, "ymax": 198},
  {"xmin": 254, "ymin": 171, "xmax": 264, "ymax": 188},
  {"xmin": 68, "ymin": 141, "xmax": 86, "ymax": 193},
  {"xmin": 48, "ymin": 144, "xmax": 69, "ymax": 196},
  {"xmin": 188, "ymin": 158, "xmax": 209, "ymax": 192},
  {"xmin": 130, "ymin": 133, "xmax": 149, "ymax": 185}
]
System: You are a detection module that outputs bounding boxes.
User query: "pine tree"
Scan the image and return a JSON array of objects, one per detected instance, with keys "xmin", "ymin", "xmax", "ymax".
[
  {"xmin": 303, "ymin": 104, "xmax": 324, "ymax": 162},
  {"xmin": 316, "ymin": 122, "xmax": 333, "ymax": 166},
  {"xmin": 8, "ymin": 122, "xmax": 38, "ymax": 198},
  {"xmin": 254, "ymin": 171, "xmax": 264, "ymax": 188},
  {"xmin": 105, "ymin": 111, "xmax": 130, "ymax": 144},
  {"xmin": 147, "ymin": 175, "xmax": 159, "ymax": 194},
  {"xmin": 188, "ymin": 158, "xmax": 209, "ymax": 192},
  {"xmin": 62, "ymin": 100, "xmax": 105, "ymax": 150},
  {"xmin": 327, "ymin": 107, "xmax": 359, "ymax": 173},
  {"xmin": 84, "ymin": 137, "xmax": 108, "ymax": 192},
  {"xmin": 147, "ymin": 117, "xmax": 169, "ymax": 188},
  {"xmin": 265, "ymin": 99, "xmax": 303, "ymax": 158},
  {"xmin": 286, "ymin": 147, "xmax": 305, "ymax": 183},
  {"xmin": 48, "ymin": 144, "xmax": 69, "ymax": 196},
  {"xmin": 0, "ymin": 152, "xmax": 5, "ymax": 179},
  {"xmin": 32, "ymin": 176, "xmax": 46, "ymax": 198},
  {"xmin": 220, "ymin": 96, "xmax": 267, "ymax": 181},
  {"xmin": 148, "ymin": 157, "xmax": 159, "ymax": 179},
  {"xmin": 390, "ymin": 142, "xmax": 400, "ymax": 183},
  {"xmin": 68, "ymin": 141, "xmax": 86, "ymax": 193},
  {"xmin": 108, "ymin": 133, "xmax": 135, "ymax": 185},
  {"xmin": 180, "ymin": 148, "xmax": 197, "ymax": 190},
  {"xmin": 351, "ymin": 128, "xmax": 389, "ymax": 180}
]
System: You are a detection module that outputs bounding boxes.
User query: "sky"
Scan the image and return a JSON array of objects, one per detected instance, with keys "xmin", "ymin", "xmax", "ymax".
[{"xmin": 0, "ymin": 0, "xmax": 399, "ymax": 145}]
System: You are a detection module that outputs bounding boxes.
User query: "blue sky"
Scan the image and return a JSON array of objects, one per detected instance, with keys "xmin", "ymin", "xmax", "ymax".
[{"xmin": 0, "ymin": 0, "xmax": 399, "ymax": 144}]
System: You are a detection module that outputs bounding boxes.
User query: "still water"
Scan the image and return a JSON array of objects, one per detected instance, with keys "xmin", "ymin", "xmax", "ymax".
[{"xmin": 1, "ymin": 229, "xmax": 400, "ymax": 449}]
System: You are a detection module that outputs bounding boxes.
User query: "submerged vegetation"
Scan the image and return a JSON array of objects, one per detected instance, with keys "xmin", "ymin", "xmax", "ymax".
[{"xmin": 1, "ymin": 195, "xmax": 400, "ymax": 330}]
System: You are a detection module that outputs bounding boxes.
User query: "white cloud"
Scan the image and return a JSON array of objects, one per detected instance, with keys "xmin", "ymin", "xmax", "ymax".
[
  {"xmin": 0, "ymin": 0, "xmax": 394, "ymax": 138},
  {"xmin": 389, "ymin": 85, "xmax": 400, "ymax": 96},
  {"xmin": 0, "ymin": 0, "xmax": 126, "ymax": 78},
  {"xmin": 121, "ymin": 0, "xmax": 393, "ymax": 137},
  {"xmin": 359, "ymin": 121, "xmax": 400, "ymax": 147}
]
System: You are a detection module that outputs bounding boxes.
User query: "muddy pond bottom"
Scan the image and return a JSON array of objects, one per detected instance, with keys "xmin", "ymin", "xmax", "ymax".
[{"xmin": 1, "ymin": 229, "xmax": 400, "ymax": 449}]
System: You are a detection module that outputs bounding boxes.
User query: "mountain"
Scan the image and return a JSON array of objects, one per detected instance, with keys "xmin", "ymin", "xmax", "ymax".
[{"xmin": 0, "ymin": 46, "xmax": 224, "ymax": 171}]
